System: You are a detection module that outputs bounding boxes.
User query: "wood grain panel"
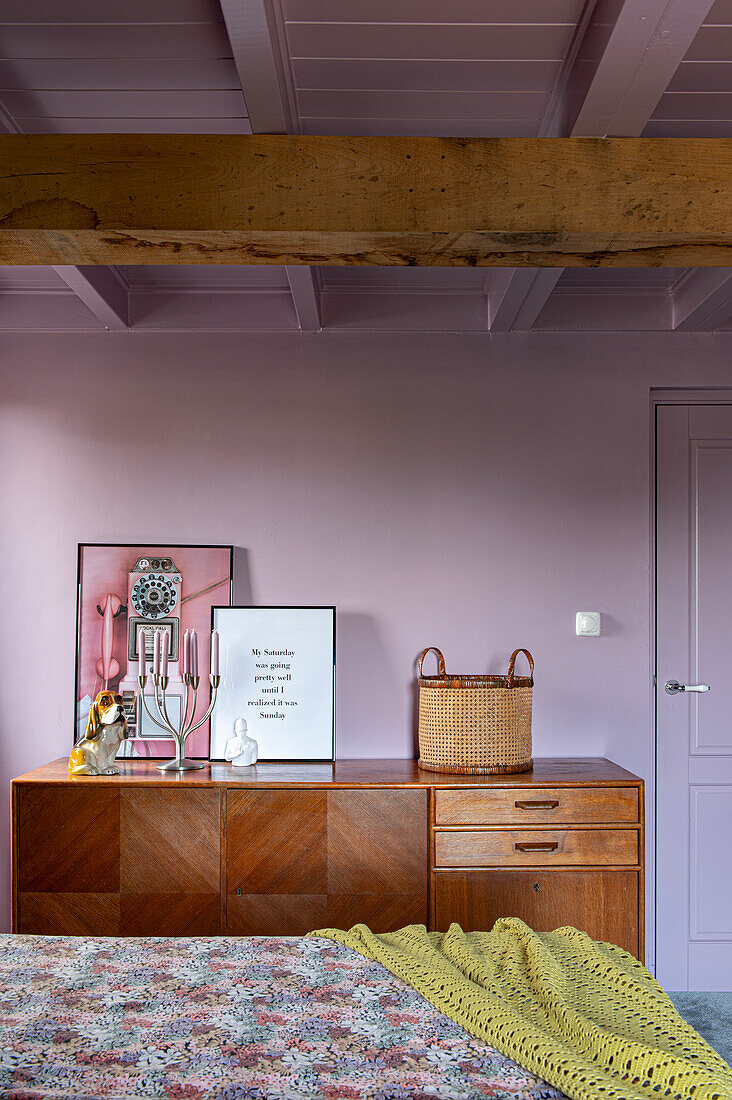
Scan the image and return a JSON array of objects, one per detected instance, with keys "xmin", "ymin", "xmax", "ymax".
[
  {"xmin": 327, "ymin": 789, "xmax": 428, "ymax": 894},
  {"xmin": 120, "ymin": 789, "xmax": 220, "ymax": 893},
  {"xmin": 435, "ymin": 870, "xmax": 640, "ymax": 957},
  {"xmin": 227, "ymin": 894, "xmax": 327, "ymax": 936},
  {"xmin": 17, "ymin": 787, "xmax": 119, "ymax": 893},
  {"xmin": 120, "ymin": 894, "xmax": 221, "ymax": 936},
  {"xmin": 434, "ymin": 829, "xmax": 639, "ymax": 868},
  {"xmin": 18, "ymin": 893, "xmax": 119, "ymax": 935},
  {"xmin": 327, "ymin": 893, "xmax": 427, "ymax": 933},
  {"xmin": 435, "ymin": 787, "xmax": 639, "ymax": 826},
  {"xmin": 227, "ymin": 790, "xmax": 327, "ymax": 894},
  {"xmin": 1, "ymin": 136, "xmax": 728, "ymax": 268},
  {"xmin": 13, "ymin": 757, "xmax": 645, "ymax": 787}
]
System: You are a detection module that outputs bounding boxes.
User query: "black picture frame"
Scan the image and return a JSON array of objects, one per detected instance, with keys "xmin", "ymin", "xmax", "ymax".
[
  {"xmin": 74, "ymin": 543, "xmax": 234, "ymax": 760},
  {"xmin": 209, "ymin": 605, "xmax": 336, "ymax": 762}
]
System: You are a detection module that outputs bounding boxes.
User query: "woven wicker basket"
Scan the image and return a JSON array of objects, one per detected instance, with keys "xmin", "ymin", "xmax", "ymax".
[{"xmin": 417, "ymin": 647, "xmax": 534, "ymax": 775}]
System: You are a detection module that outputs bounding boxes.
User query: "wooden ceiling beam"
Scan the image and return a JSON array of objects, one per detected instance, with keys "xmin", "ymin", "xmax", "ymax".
[{"xmin": 1, "ymin": 135, "xmax": 730, "ymax": 268}]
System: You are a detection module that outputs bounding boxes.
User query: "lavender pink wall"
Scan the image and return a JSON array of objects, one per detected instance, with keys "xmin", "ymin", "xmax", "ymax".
[{"xmin": 2, "ymin": 329, "xmax": 732, "ymax": 945}]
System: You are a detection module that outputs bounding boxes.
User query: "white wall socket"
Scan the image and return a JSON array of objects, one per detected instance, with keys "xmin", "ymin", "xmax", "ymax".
[{"xmin": 576, "ymin": 612, "xmax": 601, "ymax": 636}]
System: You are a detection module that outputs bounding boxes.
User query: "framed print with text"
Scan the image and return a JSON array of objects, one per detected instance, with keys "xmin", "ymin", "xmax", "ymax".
[{"xmin": 210, "ymin": 606, "xmax": 335, "ymax": 761}]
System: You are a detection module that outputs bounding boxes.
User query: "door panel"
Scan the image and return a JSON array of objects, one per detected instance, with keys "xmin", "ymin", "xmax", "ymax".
[
  {"xmin": 225, "ymin": 788, "xmax": 428, "ymax": 934},
  {"xmin": 656, "ymin": 405, "xmax": 732, "ymax": 989},
  {"xmin": 693, "ymin": 442, "xmax": 732, "ymax": 754},
  {"xmin": 17, "ymin": 787, "xmax": 120, "ymax": 894},
  {"xmin": 327, "ymin": 892, "xmax": 427, "ymax": 933},
  {"xmin": 226, "ymin": 790, "xmax": 328, "ymax": 894},
  {"xmin": 690, "ymin": 787, "xmax": 732, "ymax": 939},
  {"xmin": 327, "ymin": 789, "xmax": 428, "ymax": 893},
  {"xmin": 18, "ymin": 893, "xmax": 120, "ymax": 936},
  {"xmin": 434, "ymin": 870, "xmax": 639, "ymax": 957},
  {"xmin": 120, "ymin": 789, "xmax": 221, "ymax": 894},
  {"xmin": 228, "ymin": 894, "xmax": 328, "ymax": 936}
]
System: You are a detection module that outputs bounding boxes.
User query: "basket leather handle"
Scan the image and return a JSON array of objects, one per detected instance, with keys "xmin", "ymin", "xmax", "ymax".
[
  {"xmin": 506, "ymin": 648, "xmax": 534, "ymax": 687},
  {"xmin": 417, "ymin": 647, "xmax": 446, "ymax": 677}
]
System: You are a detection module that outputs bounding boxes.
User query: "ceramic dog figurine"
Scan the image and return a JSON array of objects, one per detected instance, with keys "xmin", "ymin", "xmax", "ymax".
[{"xmin": 68, "ymin": 690, "xmax": 128, "ymax": 776}]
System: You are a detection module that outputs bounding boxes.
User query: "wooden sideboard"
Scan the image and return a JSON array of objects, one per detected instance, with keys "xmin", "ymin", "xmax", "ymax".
[{"xmin": 11, "ymin": 758, "xmax": 644, "ymax": 959}]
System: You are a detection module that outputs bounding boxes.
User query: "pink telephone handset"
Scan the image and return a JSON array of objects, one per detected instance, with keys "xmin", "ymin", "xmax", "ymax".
[{"xmin": 96, "ymin": 593, "xmax": 123, "ymax": 687}]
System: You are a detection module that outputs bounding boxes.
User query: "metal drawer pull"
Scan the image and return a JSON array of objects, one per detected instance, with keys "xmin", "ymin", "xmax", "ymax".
[
  {"xmin": 514, "ymin": 800, "xmax": 559, "ymax": 810},
  {"xmin": 514, "ymin": 841, "xmax": 559, "ymax": 853}
]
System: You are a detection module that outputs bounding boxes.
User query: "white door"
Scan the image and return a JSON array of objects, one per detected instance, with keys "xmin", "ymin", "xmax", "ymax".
[{"xmin": 657, "ymin": 405, "xmax": 732, "ymax": 990}]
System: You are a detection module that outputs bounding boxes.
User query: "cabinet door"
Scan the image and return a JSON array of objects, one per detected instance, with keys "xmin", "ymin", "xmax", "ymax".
[
  {"xmin": 226, "ymin": 789, "xmax": 328, "ymax": 935},
  {"xmin": 15, "ymin": 786, "xmax": 120, "ymax": 935},
  {"xmin": 327, "ymin": 789, "xmax": 428, "ymax": 931},
  {"xmin": 119, "ymin": 788, "xmax": 222, "ymax": 936},
  {"xmin": 225, "ymin": 788, "xmax": 428, "ymax": 935},
  {"xmin": 434, "ymin": 870, "xmax": 640, "ymax": 958}
]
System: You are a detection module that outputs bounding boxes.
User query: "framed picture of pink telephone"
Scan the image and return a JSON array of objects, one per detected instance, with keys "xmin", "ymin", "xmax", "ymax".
[{"xmin": 74, "ymin": 543, "xmax": 234, "ymax": 760}]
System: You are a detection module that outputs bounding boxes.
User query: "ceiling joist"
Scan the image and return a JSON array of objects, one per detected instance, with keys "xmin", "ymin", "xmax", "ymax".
[
  {"xmin": 1, "ymin": 135, "xmax": 730, "ymax": 269},
  {"xmin": 492, "ymin": 0, "xmax": 719, "ymax": 332},
  {"xmin": 51, "ymin": 265, "xmax": 129, "ymax": 330},
  {"xmin": 673, "ymin": 269, "xmax": 732, "ymax": 330},
  {"xmin": 218, "ymin": 0, "xmax": 289, "ymax": 134},
  {"xmin": 558, "ymin": 0, "xmax": 716, "ymax": 139},
  {"xmin": 488, "ymin": 270, "xmax": 564, "ymax": 332},
  {"xmin": 285, "ymin": 266, "xmax": 321, "ymax": 332}
]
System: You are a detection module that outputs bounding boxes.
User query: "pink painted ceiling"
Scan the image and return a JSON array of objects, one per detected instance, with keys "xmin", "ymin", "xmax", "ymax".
[{"xmin": 0, "ymin": 0, "xmax": 730, "ymax": 333}]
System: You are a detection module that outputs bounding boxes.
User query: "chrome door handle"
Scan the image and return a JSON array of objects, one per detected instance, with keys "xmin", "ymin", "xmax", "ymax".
[{"xmin": 664, "ymin": 680, "xmax": 711, "ymax": 695}]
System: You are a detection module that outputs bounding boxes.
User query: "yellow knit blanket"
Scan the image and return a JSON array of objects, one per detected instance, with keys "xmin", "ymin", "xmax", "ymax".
[{"xmin": 311, "ymin": 919, "xmax": 732, "ymax": 1100}]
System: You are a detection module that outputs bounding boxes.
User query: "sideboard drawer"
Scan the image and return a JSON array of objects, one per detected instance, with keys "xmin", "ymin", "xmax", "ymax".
[
  {"xmin": 434, "ymin": 828, "xmax": 639, "ymax": 868},
  {"xmin": 434, "ymin": 870, "xmax": 641, "ymax": 957},
  {"xmin": 434, "ymin": 787, "xmax": 639, "ymax": 827}
]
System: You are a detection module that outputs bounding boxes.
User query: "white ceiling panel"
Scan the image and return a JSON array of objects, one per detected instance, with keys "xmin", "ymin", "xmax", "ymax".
[
  {"xmin": 285, "ymin": 23, "xmax": 576, "ymax": 62},
  {"xmin": 0, "ymin": 266, "xmax": 69, "ymax": 290},
  {"xmin": 0, "ymin": 24, "xmax": 233, "ymax": 60},
  {"xmin": 121, "ymin": 266, "xmax": 290, "ymax": 290},
  {"xmin": 298, "ymin": 89, "xmax": 549, "ymax": 121},
  {"xmin": 283, "ymin": 1, "xmax": 585, "ymax": 20},
  {"xmin": 558, "ymin": 269, "xmax": 687, "ymax": 291},
  {"xmin": 291, "ymin": 58, "xmax": 561, "ymax": 92},
  {"xmin": 321, "ymin": 268, "xmax": 488, "ymax": 290},
  {"xmin": 299, "ymin": 117, "xmax": 542, "ymax": 136},
  {"xmin": 0, "ymin": 58, "xmax": 241, "ymax": 91}
]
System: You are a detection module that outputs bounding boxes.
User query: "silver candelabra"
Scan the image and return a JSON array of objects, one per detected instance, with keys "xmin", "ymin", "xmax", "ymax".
[{"xmin": 136, "ymin": 670, "xmax": 220, "ymax": 771}]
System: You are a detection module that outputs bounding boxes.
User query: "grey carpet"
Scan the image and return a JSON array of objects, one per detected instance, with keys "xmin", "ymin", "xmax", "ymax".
[{"xmin": 670, "ymin": 992, "xmax": 732, "ymax": 1066}]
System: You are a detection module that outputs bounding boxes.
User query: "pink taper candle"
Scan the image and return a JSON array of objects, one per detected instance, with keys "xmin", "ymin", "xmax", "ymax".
[
  {"xmin": 153, "ymin": 629, "xmax": 161, "ymax": 676},
  {"xmin": 190, "ymin": 629, "xmax": 198, "ymax": 678},
  {"xmin": 211, "ymin": 630, "xmax": 219, "ymax": 676},
  {"xmin": 183, "ymin": 629, "xmax": 190, "ymax": 676},
  {"xmin": 138, "ymin": 628, "xmax": 147, "ymax": 678},
  {"xmin": 161, "ymin": 631, "xmax": 169, "ymax": 677}
]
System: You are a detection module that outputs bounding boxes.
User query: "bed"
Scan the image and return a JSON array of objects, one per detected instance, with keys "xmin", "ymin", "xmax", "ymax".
[{"xmin": 0, "ymin": 932, "xmax": 567, "ymax": 1100}]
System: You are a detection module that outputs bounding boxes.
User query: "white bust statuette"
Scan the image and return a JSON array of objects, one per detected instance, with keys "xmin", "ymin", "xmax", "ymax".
[{"xmin": 224, "ymin": 718, "xmax": 259, "ymax": 767}]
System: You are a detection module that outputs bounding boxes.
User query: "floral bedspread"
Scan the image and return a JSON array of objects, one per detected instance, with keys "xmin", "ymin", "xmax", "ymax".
[{"xmin": 0, "ymin": 933, "xmax": 568, "ymax": 1100}]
